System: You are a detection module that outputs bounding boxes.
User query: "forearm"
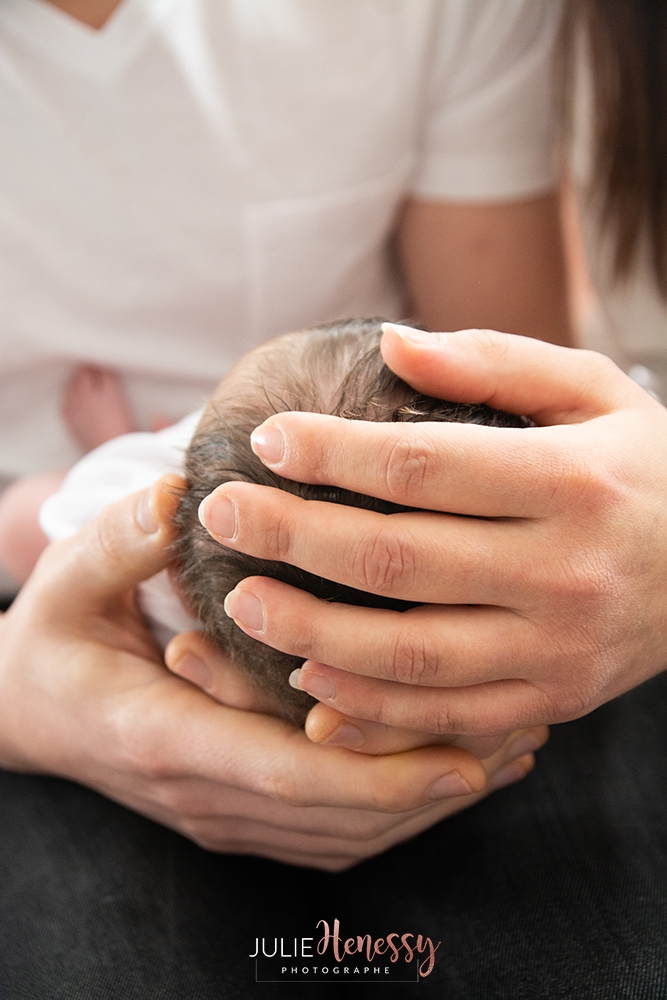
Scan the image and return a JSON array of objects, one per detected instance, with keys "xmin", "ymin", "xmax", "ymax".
[{"xmin": 399, "ymin": 193, "xmax": 573, "ymax": 347}]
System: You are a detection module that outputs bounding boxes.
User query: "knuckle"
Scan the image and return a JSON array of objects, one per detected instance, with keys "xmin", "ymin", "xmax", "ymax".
[
  {"xmin": 548, "ymin": 545, "xmax": 622, "ymax": 622},
  {"xmin": 378, "ymin": 432, "xmax": 439, "ymax": 504},
  {"xmin": 352, "ymin": 814, "xmax": 397, "ymax": 841},
  {"xmin": 385, "ymin": 627, "xmax": 440, "ymax": 686},
  {"xmin": 560, "ymin": 551, "xmax": 616, "ymax": 603},
  {"xmin": 133, "ymin": 742, "xmax": 179, "ymax": 784},
  {"xmin": 546, "ymin": 446, "xmax": 622, "ymax": 516},
  {"xmin": 580, "ymin": 349, "xmax": 621, "ymax": 384},
  {"xmin": 574, "ymin": 459, "xmax": 617, "ymax": 511},
  {"xmin": 265, "ymin": 510, "xmax": 294, "ymax": 561},
  {"xmin": 90, "ymin": 511, "xmax": 128, "ymax": 571},
  {"xmin": 468, "ymin": 327, "xmax": 512, "ymax": 362},
  {"xmin": 255, "ymin": 769, "xmax": 305, "ymax": 808},
  {"xmin": 365, "ymin": 781, "xmax": 409, "ymax": 814},
  {"xmin": 418, "ymin": 698, "xmax": 458, "ymax": 737},
  {"xmin": 349, "ymin": 527, "xmax": 416, "ymax": 596},
  {"xmin": 110, "ymin": 706, "xmax": 179, "ymax": 783},
  {"xmin": 149, "ymin": 781, "xmax": 191, "ymax": 817},
  {"xmin": 541, "ymin": 682, "xmax": 591, "ymax": 724}
]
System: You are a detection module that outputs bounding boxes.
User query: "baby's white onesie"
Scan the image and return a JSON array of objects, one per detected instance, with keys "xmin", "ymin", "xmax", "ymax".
[{"xmin": 40, "ymin": 412, "xmax": 204, "ymax": 648}]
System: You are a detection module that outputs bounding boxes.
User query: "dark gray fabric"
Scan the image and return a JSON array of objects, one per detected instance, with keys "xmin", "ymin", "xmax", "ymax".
[{"xmin": 1, "ymin": 671, "xmax": 666, "ymax": 1000}]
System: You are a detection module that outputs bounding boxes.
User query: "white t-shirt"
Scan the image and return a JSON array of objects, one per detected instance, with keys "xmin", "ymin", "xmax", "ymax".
[{"xmin": 1, "ymin": 0, "xmax": 561, "ymax": 484}]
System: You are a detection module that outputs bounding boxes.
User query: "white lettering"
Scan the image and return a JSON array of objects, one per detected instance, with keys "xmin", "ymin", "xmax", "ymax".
[
  {"xmin": 280, "ymin": 939, "xmax": 291, "ymax": 958},
  {"xmin": 262, "ymin": 939, "xmax": 278, "ymax": 958}
]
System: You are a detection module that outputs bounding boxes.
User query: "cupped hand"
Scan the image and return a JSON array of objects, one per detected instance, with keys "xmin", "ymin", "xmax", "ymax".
[
  {"xmin": 0, "ymin": 476, "xmax": 538, "ymax": 871},
  {"xmin": 197, "ymin": 325, "xmax": 667, "ymax": 736}
]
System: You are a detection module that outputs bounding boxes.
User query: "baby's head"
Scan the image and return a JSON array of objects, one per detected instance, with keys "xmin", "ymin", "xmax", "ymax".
[{"xmin": 174, "ymin": 318, "xmax": 527, "ymax": 725}]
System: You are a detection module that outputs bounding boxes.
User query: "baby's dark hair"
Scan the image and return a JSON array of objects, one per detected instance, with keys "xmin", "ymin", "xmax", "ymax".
[{"xmin": 174, "ymin": 318, "xmax": 527, "ymax": 725}]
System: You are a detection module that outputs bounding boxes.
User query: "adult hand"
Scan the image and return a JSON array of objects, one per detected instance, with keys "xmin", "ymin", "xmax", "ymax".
[
  {"xmin": 0, "ymin": 476, "xmax": 543, "ymax": 871},
  {"xmin": 166, "ymin": 631, "xmax": 535, "ymax": 758},
  {"xmin": 198, "ymin": 325, "xmax": 667, "ymax": 736}
]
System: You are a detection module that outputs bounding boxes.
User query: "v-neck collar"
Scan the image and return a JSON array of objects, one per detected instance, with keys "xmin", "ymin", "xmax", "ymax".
[{"xmin": 0, "ymin": 0, "xmax": 178, "ymax": 82}]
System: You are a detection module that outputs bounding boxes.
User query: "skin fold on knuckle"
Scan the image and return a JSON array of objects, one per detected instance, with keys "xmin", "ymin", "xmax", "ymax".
[
  {"xmin": 378, "ymin": 430, "xmax": 439, "ymax": 505},
  {"xmin": 384, "ymin": 625, "xmax": 441, "ymax": 686},
  {"xmin": 578, "ymin": 350, "xmax": 627, "ymax": 409},
  {"xmin": 261, "ymin": 504, "xmax": 297, "ymax": 562},
  {"xmin": 402, "ymin": 694, "xmax": 460, "ymax": 737},
  {"xmin": 148, "ymin": 782, "xmax": 210, "ymax": 824},
  {"xmin": 254, "ymin": 765, "xmax": 306, "ymax": 808},
  {"xmin": 348, "ymin": 525, "xmax": 417, "ymax": 597},
  {"xmin": 544, "ymin": 542, "xmax": 625, "ymax": 645}
]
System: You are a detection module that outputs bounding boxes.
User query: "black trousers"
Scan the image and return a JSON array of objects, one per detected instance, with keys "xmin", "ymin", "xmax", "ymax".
[{"xmin": 1, "ymin": 671, "xmax": 666, "ymax": 1000}]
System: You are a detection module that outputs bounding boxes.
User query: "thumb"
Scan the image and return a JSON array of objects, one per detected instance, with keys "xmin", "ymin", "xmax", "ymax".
[
  {"xmin": 35, "ymin": 474, "xmax": 185, "ymax": 612},
  {"xmin": 381, "ymin": 323, "xmax": 643, "ymax": 425}
]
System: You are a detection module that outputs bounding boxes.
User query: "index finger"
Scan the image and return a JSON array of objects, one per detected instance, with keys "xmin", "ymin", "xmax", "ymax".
[{"xmin": 247, "ymin": 414, "xmax": 580, "ymax": 517}]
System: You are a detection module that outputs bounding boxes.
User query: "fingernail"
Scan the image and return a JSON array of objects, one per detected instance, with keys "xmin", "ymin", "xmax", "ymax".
[
  {"xmin": 136, "ymin": 488, "xmax": 159, "ymax": 533},
  {"xmin": 170, "ymin": 653, "xmax": 213, "ymax": 692},
  {"xmin": 250, "ymin": 423, "xmax": 285, "ymax": 466},
  {"xmin": 508, "ymin": 731, "xmax": 544, "ymax": 761},
  {"xmin": 299, "ymin": 671, "xmax": 336, "ymax": 702},
  {"xmin": 488, "ymin": 760, "xmax": 530, "ymax": 791},
  {"xmin": 429, "ymin": 771, "xmax": 472, "ymax": 800},
  {"xmin": 322, "ymin": 723, "xmax": 365, "ymax": 749},
  {"xmin": 224, "ymin": 588, "xmax": 265, "ymax": 632},
  {"xmin": 198, "ymin": 494, "xmax": 236, "ymax": 539},
  {"xmin": 288, "ymin": 668, "xmax": 302, "ymax": 690},
  {"xmin": 381, "ymin": 322, "xmax": 447, "ymax": 346}
]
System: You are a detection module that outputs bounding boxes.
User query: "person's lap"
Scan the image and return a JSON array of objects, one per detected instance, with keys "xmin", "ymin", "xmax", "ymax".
[{"xmin": 1, "ymin": 672, "xmax": 666, "ymax": 1000}]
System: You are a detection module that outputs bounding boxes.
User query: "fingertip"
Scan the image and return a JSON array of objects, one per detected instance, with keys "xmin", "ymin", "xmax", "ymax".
[
  {"xmin": 488, "ymin": 752, "xmax": 535, "ymax": 791},
  {"xmin": 137, "ymin": 474, "xmax": 184, "ymax": 536},
  {"xmin": 288, "ymin": 667, "xmax": 303, "ymax": 690},
  {"xmin": 135, "ymin": 487, "xmax": 159, "ymax": 534},
  {"xmin": 158, "ymin": 474, "xmax": 185, "ymax": 525},
  {"xmin": 167, "ymin": 652, "xmax": 213, "ymax": 692},
  {"xmin": 380, "ymin": 323, "xmax": 456, "ymax": 398},
  {"xmin": 305, "ymin": 704, "xmax": 365, "ymax": 749},
  {"xmin": 381, "ymin": 322, "xmax": 446, "ymax": 346},
  {"xmin": 428, "ymin": 770, "xmax": 474, "ymax": 800},
  {"xmin": 427, "ymin": 749, "xmax": 486, "ymax": 799},
  {"xmin": 250, "ymin": 420, "xmax": 285, "ymax": 467}
]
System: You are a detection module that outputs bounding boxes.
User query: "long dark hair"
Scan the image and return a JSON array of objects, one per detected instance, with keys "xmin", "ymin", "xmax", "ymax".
[{"xmin": 560, "ymin": 0, "xmax": 667, "ymax": 297}]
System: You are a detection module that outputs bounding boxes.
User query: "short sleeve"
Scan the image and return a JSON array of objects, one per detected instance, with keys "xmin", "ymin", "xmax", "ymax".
[{"xmin": 412, "ymin": 0, "xmax": 562, "ymax": 202}]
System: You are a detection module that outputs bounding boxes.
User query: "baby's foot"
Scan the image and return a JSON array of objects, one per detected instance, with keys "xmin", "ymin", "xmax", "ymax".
[{"xmin": 62, "ymin": 364, "xmax": 136, "ymax": 451}]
